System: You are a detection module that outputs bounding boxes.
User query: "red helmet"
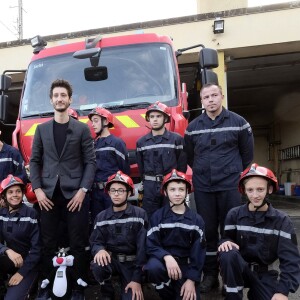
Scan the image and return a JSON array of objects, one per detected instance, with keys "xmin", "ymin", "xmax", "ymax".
[
  {"xmin": 88, "ymin": 107, "xmax": 114, "ymax": 128},
  {"xmin": 105, "ymin": 171, "xmax": 134, "ymax": 196},
  {"xmin": 239, "ymin": 163, "xmax": 278, "ymax": 194},
  {"xmin": 145, "ymin": 101, "xmax": 171, "ymax": 123},
  {"xmin": 68, "ymin": 108, "xmax": 79, "ymax": 119},
  {"xmin": 25, "ymin": 183, "xmax": 38, "ymax": 204},
  {"xmin": 161, "ymin": 169, "xmax": 193, "ymax": 194},
  {"xmin": 0, "ymin": 175, "xmax": 25, "ymax": 197}
]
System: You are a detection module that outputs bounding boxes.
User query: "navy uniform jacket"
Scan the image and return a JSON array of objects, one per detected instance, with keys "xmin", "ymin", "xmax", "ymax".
[
  {"xmin": 221, "ymin": 203, "xmax": 300, "ymax": 296},
  {"xmin": 136, "ymin": 129, "xmax": 187, "ymax": 177},
  {"xmin": 146, "ymin": 205, "xmax": 206, "ymax": 282},
  {"xmin": 94, "ymin": 134, "xmax": 130, "ymax": 183},
  {"xmin": 90, "ymin": 203, "xmax": 148, "ymax": 283},
  {"xmin": 0, "ymin": 143, "xmax": 27, "ymax": 183},
  {"xmin": 0, "ymin": 203, "xmax": 41, "ymax": 276},
  {"xmin": 184, "ymin": 108, "xmax": 254, "ymax": 192}
]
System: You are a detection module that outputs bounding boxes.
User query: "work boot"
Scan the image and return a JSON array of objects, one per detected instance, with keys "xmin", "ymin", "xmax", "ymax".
[
  {"xmin": 0, "ymin": 284, "xmax": 7, "ymax": 300},
  {"xmin": 70, "ymin": 289, "xmax": 85, "ymax": 300},
  {"xmin": 35, "ymin": 287, "xmax": 51, "ymax": 300},
  {"xmin": 199, "ymin": 275, "xmax": 219, "ymax": 293}
]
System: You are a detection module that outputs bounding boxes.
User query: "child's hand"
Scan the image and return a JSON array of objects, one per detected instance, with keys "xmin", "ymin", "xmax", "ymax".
[
  {"xmin": 180, "ymin": 279, "xmax": 196, "ymax": 300},
  {"xmin": 94, "ymin": 249, "xmax": 111, "ymax": 266},
  {"xmin": 164, "ymin": 255, "xmax": 182, "ymax": 280},
  {"xmin": 218, "ymin": 241, "xmax": 239, "ymax": 252},
  {"xmin": 125, "ymin": 281, "xmax": 144, "ymax": 300}
]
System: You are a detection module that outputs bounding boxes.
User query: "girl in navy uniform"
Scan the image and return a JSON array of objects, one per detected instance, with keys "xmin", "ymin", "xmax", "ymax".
[{"xmin": 0, "ymin": 175, "xmax": 41, "ymax": 300}]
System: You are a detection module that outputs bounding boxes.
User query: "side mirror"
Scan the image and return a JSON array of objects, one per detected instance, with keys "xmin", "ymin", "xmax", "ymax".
[
  {"xmin": 199, "ymin": 48, "xmax": 219, "ymax": 69},
  {"xmin": 201, "ymin": 69, "xmax": 219, "ymax": 85},
  {"xmin": 183, "ymin": 110, "xmax": 190, "ymax": 120},
  {"xmin": 0, "ymin": 75, "xmax": 12, "ymax": 91},
  {"xmin": 0, "ymin": 95, "xmax": 10, "ymax": 123}
]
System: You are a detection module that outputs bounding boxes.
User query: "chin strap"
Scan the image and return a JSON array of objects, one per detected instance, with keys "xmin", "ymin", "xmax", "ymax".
[
  {"xmin": 248, "ymin": 195, "xmax": 270, "ymax": 211},
  {"xmin": 112, "ymin": 192, "xmax": 129, "ymax": 208},
  {"xmin": 5, "ymin": 198, "xmax": 22, "ymax": 211},
  {"xmin": 95, "ymin": 117, "xmax": 109, "ymax": 137},
  {"xmin": 113, "ymin": 200, "xmax": 128, "ymax": 208},
  {"xmin": 151, "ymin": 117, "xmax": 169, "ymax": 132},
  {"xmin": 167, "ymin": 191, "xmax": 188, "ymax": 209}
]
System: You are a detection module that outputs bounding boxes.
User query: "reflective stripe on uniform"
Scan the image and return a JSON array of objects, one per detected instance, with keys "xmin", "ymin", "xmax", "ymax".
[
  {"xmin": 95, "ymin": 217, "xmax": 145, "ymax": 229},
  {"xmin": 0, "ymin": 216, "xmax": 38, "ymax": 224},
  {"xmin": 95, "ymin": 146, "xmax": 127, "ymax": 161},
  {"xmin": 185, "ymin": 123, "xmax": 251, "ymax": 136},
  {"xmin": 225, "ymin": 224, "xmax": 292, "ymax": 239},
  {"xmin": 0, "ymin": 158, "xmax": 20, "ymax": 167},
  {"xmin": 137, "ymin": 144, "xmax": 183, "ymax": 152},
  {"xmin": 147, "ymin": 222, "xmax": 204, "ymax": 238}
]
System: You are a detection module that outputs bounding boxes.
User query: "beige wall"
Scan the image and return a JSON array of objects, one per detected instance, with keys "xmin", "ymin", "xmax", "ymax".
[
  {"xmin": 1, "ymin": 6, "xmax": 300, "ymax": 73},
  {"xmin": 197, "ymin": 0, "xmax": 248, "ymax": 14}
]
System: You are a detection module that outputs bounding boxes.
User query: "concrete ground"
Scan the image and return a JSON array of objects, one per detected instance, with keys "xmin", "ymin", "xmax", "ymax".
[{"xmin": 85, "ymin": 195, "xmax": 300, "ymax": 299}]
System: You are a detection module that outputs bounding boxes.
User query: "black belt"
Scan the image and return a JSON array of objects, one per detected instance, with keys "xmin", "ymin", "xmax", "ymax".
[
  {"xmin": 111, "ymin": 253, "xmax": 136, "ymax": 262},
  {"xmin": 173, "ymin": 256, "xmax": 191, "ymax": 265},
  {"xmin": 144, "ymin": 175, "xmax": 164, "ymax": 182},
  {"xmin": 249, "ymin": 262, "xmax": 268, "ymax": 273}
]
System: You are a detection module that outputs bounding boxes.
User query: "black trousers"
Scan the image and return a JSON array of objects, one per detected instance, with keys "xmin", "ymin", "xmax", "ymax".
[
  {"xmin": 194, "ymin": 189, "xmax": 242, "ymax": 276},
  {"xmin": 40, "ymin": 187, "xmax": 90, "ymax": 286}
]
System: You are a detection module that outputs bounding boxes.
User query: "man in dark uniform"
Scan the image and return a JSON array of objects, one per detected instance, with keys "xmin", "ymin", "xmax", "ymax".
[
  {"xmin": 219, "ymin": 163, "xmax": 300, "ymax": 299},
  {"xmin": 136, "ymin": 101, "xmax": 187, "ymax": 218},
  {"xmin": 184, "ymin": 83, "xmax": 254, "ymax": 292}
]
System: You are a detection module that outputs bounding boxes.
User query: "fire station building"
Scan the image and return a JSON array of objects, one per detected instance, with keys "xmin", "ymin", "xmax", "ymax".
[{"xmin": 0, "ymin": 0, "xmax": 300, "ymax": 189}]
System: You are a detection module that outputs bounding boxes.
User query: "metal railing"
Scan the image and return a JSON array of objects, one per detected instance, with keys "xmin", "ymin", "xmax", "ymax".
[{"xmin": 279, "ymin": 145, "xmax": 300, "ymax": 160}]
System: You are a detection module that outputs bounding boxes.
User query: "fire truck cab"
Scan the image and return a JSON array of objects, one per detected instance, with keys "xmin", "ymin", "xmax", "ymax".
[{"xmin": 0, "ymin": 32, "xmax": 218, "ymax": 190}]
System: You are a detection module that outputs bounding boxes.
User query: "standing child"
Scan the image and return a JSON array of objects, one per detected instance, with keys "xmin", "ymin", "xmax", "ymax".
[
  {"xmin": 136, "ymin": 101, "xmax": 187, "ymax": 218},
  {"xmin": 88, "ymin": 108, "xmax": 130, "ymax": 222},
  {"xmin": 145, "ymin": 169, "xmax": 206, "ymax": 300},
  {"xmin": 0, "ymin": 131, "xmax": 27, "ymax": 184},
  {"xmin": 218, "ymin": 163, "xmax": 300, "ymax": 299},
  {"xmin": 90, "ymin": 171, "xmax": 147, "ymax": 300}
]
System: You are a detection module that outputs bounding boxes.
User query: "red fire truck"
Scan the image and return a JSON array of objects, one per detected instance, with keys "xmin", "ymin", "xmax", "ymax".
[{"xmin": 0, "ymin": 33, "xmax": 218, "ymax": 191}]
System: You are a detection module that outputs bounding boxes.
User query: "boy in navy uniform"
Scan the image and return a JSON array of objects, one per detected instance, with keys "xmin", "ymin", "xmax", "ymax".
[
  {"xmin": 90, "ymin": 171, "xmax": 147, "ymax": 300},
  {"xmin": 219, "ymin": 163, "xmax": 300, "ymax": 299},
  {"xmin": 88, "ymin": 108, "xmax": 130, "ymax": 222},
  {"xmin": 145, "ymin": 169, "xmax": 206, "ymax": 300},
  {"xmin": 136, "ymin": 102, "xmax": 187, "ymax": 218}
]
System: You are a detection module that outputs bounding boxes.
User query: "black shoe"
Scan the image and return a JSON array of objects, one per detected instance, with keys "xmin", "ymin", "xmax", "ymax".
[
  {"xmin": 222, "ymin": 285, "xmax": 226, "ymax": 296},
  {"xmin": 199, "ymin": 275, "xmax": 219, "ymax": 293},
  {"xmin": 70, "ymin": 290, "xmax": 85, "ymax": 300},
  {"xmin": 35, "ymin": 287, "xmax": 51, "ymax": 300}
]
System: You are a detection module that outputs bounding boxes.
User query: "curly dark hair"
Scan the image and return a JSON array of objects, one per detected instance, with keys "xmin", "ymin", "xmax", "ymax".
[{"xmin": 49, "ymin": 79, "xmax": 73, "ymax": 98}]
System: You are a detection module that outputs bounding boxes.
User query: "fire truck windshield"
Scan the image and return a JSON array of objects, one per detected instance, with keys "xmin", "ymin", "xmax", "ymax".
[{"xmin": 21, "ymin": 43, "xmax": 178, "ymax": 118}]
